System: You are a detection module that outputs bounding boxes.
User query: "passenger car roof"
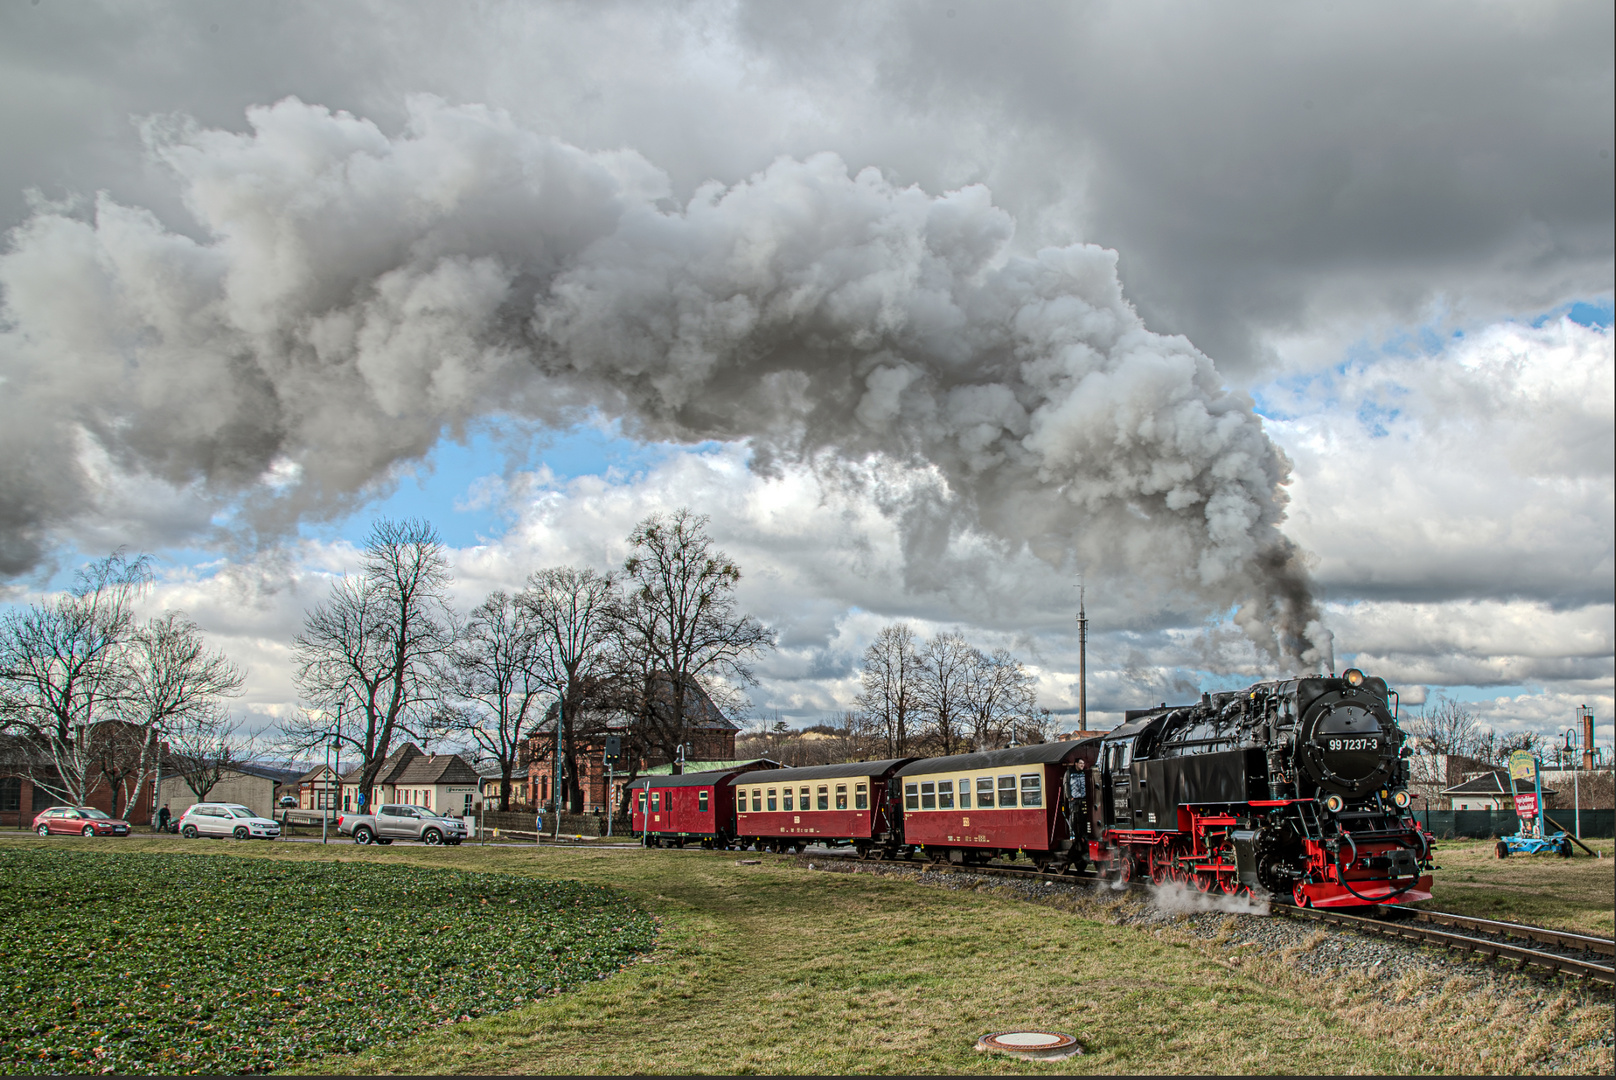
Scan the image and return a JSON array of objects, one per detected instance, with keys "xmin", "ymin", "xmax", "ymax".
[
  {"xmin": 732, "ymin": 759, "xmax": 915, "ymax": 785},
  {"xmin": 894, "ymin": 741, "xmax": 1087, "ymax": 776},
  {"xmin": 630, "ymin": 765, "xmax": 777, "ymax": 789}
]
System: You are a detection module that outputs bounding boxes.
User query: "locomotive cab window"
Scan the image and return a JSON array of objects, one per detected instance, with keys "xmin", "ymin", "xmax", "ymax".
[
  {"xmin": 1020, "ymin": 773, "xmax": 1042, "ymax": 807},
  {"xmin": 938, "ymin": 780, "xmax": 954, "ymax": 809},
  {"xmin": 998, "ymin": 774, "xmax": 1018, "ymax": 807},
  {"xmin": 920, "ymin": 781, "xmax": 936, "ymax": 809},
  {"xmin": 854, "ymin": 784, "xmax": 868, "ymax": 810},
  {"xmin": 958, "ymin": 779, "xmax": 971, "ymax": 809},
  {"xmin": 904, "ymin": 783, "xmax": 920, "ymax": 810},
  {"xmin": 976, "ymin": 777, "xmax": 994, "ymax": 808},
  {"xmin": 783, "ymin": 790, "xmax": 794, "ymax": 811},
  {"xmin": 698, "ymin": 790, "xmax": 709, "ymax": 813},
  {"xmin": 766, "ymin": 789, "xmax": 777, "ymax": 812},
  {"xmin": 835, "ymin": 785, "xmax": 848, "ymax": 810}
]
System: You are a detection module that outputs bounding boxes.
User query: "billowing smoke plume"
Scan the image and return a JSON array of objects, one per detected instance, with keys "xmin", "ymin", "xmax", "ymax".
[{"xmin": 0, "ymin": 96, "xmax": 1329, "ymax": 664}]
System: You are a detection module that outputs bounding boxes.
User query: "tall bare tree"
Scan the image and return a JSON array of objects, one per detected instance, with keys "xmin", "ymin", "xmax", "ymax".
[
  {"xmin": 0, "ymin": 552, "xmax": 152, "ymax": 806},
  {"xmin": 915, "ymin": 631, "xmax": 975, "ymax": 756},
  {"xmin": 1406, "ymin": 699, "xmax": 1483, "ymax": 759},
  {"xmin": 102, "ymin": 613, "xmax": 244, "ymax": 818},
  {"xmin": 443, "ymin": 590, "xmax": 546, "ymax": 811},
  {"xmin": 856, "ymin": 623, "xmax": 921, "ymax": 756},
  {"xmin": 962, "ymin": 647, "xmax": 1038, "ymax": 750},
  {"xmin": 289, "ymin": 519, "xmax": 453, "ymax": 811},
  {"xmin": 521, "ymin": 566, "xmax": 621, "ymax": 812},
  {"xmin": 618, "ymin": 510, "xmax": 775, "ymax": 773}
]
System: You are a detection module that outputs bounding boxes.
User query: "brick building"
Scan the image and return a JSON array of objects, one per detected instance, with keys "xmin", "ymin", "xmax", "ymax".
[{"xmin": 527, "ymin": 676, "xmax": 739, "ymax": 814}]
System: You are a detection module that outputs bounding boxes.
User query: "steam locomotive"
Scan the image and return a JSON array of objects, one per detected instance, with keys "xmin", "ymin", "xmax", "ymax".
[{"xmin": 632, "ymin": 668, "xmax": 1433, "ymax": 909}]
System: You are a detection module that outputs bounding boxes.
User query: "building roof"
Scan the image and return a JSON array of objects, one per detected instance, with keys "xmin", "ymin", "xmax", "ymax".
[
  {"xmin": 1441, "ymin": 771, "xmax": 1558, "ymax": 797},
  {"xmin": 530, "ymin": 673, "xmax": 741, "ymax": 736},
  {"xmin": 341, "ymin": 744, "xmax": 479, "ymax": 786},
  {"xmin": 894, "ymin": 740, "xmax": 1088, "ymax": 777}
]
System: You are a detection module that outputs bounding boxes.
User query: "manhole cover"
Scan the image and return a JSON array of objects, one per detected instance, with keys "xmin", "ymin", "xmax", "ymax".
[{"xmin": 976, "ymin": 1030, "xmax": 1082, "ymax": 1060}]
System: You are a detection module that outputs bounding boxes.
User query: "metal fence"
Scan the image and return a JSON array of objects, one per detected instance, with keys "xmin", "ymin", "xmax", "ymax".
[{"xmin": 1418, "ymin": 808, "xmax": 1614, "ymax": 839}]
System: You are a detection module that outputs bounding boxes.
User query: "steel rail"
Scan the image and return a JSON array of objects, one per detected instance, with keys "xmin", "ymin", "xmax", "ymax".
[
  {"xmin": 796, "ymin": 848, "xmax": 1616, "ymax": 985},
  {"xmin": 1280, "ymin": 905, "xmax": 1615, "ymax": 985}
]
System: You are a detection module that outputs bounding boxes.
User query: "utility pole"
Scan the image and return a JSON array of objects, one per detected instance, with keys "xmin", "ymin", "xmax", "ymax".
[
  {"xmin": 1077, "ymin": 582, "xmax": 1088, "ymax": 733},
  {"xmin": 554, "ymin": 695, "xmax": 564, "ymax": 841}
]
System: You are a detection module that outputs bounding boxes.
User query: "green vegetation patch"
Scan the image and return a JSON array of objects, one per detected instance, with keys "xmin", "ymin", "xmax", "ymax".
[{"xmin": 0, "ymin": 849, "xmax": 656, "ymax": 1075}]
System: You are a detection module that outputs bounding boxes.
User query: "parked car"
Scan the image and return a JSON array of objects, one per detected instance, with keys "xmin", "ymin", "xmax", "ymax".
[
  {"xmin": 177, "ymin": 803, "xmax": 283, "ymax": 840},
  {"xmin": 277, "ymin": 795, "xmax": 299, "ymax": 808},
  {"xmin": 33, "ymin": 806, "xmax": 132, "ymax": 837},
  {"xmin": 337, "ymin": 804, "xmax": 467, "ymax": 846}
]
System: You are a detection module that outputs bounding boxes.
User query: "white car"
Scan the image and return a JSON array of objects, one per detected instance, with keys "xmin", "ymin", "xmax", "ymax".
[{"xmin": 178, "ymin": 803, "xmax": 283, "ymax": 840}]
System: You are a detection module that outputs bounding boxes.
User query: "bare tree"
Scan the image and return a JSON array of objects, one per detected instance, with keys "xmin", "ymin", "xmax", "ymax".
[
  {"xmin": 855, "ymin": 623, "xmax": 921, "ymax": 756},
  {"xmin": 167, "ymin": 703, "xmax": 248, "ymax": 802},
  {"xmin": 0, "ymin": 552, "xmax": 152, "ymax": 806},
  {"xmin": 914, "ymin": 632, "xmax": 975, "ymax": 756},
  {"xmin": 521, "ymin": 567, "xmax": 622, "ymax": 812},
  {"xmin": 828, "ymin": 710, "xmax": 878, "ymax": 763},
  {"xmin": 289, "ymin": 519, "xmax": 454, "ymax": 811},
  {"xmin": 962, "ymin": 647, "xmax": 1038, "ymax": 750},
  {"xmin": 443, "ymin": 590, "xmax": 546, "ymax": 811},
  {"xmin": 619, "ymin": 510, "xmax": 775, "ymax": 773},
  {"xmin": 1405, "ymin": 699, "xmax": 1483, "ymax": 759},
  {"xmin": 102, "ymin": 613, "xmax": 244, "ymax": 818}
]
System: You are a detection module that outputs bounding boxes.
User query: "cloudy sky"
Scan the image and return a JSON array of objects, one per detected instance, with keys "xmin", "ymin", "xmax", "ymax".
[{"xmin": 1, "ymin": 1, "xmax": 1611, "ymax": 754}]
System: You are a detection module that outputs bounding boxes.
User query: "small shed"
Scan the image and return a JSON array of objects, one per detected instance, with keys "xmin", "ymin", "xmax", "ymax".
[{"xmin": 1440, "ymin": 771, "xmax": 1557, "ymax": 811}]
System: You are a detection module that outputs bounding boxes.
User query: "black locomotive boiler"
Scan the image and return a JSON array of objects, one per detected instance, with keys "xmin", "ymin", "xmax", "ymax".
[{"xmin": 1076, "ymin": 667, "xmax": 1433, "ymax": 906}]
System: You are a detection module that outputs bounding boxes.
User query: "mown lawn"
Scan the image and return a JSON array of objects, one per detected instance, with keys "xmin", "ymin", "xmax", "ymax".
[
  {"xmin": 0, "ymin": 847, "xmax": 654, "ymax": 1075},
  {"xmin": 2, "ymin": 837, "xmax": 1609, "ymax": 1075},
  {"xmin": 1417, "ymin": 836, "xmax": 1615, "ymax": 936}
]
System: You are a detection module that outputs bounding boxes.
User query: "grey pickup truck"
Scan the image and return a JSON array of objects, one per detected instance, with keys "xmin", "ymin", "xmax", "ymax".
[{"xmin": 337, "ymin": 804, "xmax": 468, "ymax": 846}]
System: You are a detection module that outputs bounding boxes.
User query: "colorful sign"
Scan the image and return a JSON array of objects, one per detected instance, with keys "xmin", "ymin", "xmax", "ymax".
[
  {"xmin": 1508, "ymin": 750, "xmax": 1538, "ymax": 783},
  {"xmin": 1514, "ymin": 792, "xmax": 1538, "ymax": 817}
]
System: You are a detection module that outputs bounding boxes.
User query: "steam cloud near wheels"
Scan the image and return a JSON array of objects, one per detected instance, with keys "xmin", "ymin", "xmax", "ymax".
[{"xmin": 0, "ymin": 95, "xmax": 1331, "ymax": 667}]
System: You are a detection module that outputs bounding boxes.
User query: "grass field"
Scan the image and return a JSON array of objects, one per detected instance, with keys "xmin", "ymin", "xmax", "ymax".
[
  {"xmin": 1417, "ymin": 836, "xmax": 1615, "ymax": 936},
  {"xmin": 5, "ymin": 836, "xmax": 1607, "ymax": 1076},
  {"xmin": 0, "ymin": 847, "xmax": 653, "ymax": 1075}
]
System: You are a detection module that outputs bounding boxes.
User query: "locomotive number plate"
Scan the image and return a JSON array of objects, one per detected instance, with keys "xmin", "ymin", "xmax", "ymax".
[{"xmin": 1326, "ymin": 737, "xmax": 1379, "ymax": 751}]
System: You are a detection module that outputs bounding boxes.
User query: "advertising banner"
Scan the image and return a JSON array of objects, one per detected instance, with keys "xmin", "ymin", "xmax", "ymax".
[
  {"xmin": 1514, "ymin": 792, "xmax": 1538, "ymax": 817},
  {"xmin": 1508, "ymin": 750, "xmax": 1538, "ymax": 784}
]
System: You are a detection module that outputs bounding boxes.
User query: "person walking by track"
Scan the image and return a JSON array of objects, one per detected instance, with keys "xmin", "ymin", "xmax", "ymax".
[{"xmin": 156, "ymin": 804, "xmax": 171, "ymax": 833}]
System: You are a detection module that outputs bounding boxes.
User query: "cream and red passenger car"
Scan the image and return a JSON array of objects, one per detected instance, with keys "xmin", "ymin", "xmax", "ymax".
[
  {"xmin": 733, "ymin": 759, "xmax": 912, "ymax": 855},
  {"xmin": 892, "ymin": 741, "xmax": 1090, "ymax": 867}
]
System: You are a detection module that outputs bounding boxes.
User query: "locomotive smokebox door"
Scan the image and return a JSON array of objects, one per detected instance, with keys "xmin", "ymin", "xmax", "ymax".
[{"xmin": 1230, "ymin": 829, "xmax": 1261, "ymax": 886}]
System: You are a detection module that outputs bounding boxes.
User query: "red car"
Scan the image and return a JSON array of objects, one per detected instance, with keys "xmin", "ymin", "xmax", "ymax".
[{"xmin": 33, "ymin": 806, "xmax": 132, "ymax": 837}]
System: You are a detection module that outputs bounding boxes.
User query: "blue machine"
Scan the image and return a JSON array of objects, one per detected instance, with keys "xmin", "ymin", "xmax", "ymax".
[{"xmin": 1497, "ymin": 750, "xmax": 1571, "ymax": 858}]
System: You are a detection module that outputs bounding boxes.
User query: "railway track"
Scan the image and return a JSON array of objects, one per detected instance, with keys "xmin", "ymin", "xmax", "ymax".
[{"xmin": 796, "ymin": 848, "xmax": 1616, "ymax": 985}]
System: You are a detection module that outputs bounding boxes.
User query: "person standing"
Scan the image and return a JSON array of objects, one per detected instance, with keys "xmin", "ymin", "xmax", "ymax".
[
  {"xmin": 156, "ymin": 804, "xmax": 171, "ymax": 833},
  {"xmin": 535, "ymin": 807, "xmax": 544, "ymax": 845}
]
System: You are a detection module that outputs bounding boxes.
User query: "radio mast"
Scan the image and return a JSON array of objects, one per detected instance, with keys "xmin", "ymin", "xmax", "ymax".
[{"xmin": 1077, "ymin": 582, "xmax": 1088, "ymax": 733}]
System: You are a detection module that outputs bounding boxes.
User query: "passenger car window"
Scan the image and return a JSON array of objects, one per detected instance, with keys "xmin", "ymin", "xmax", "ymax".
[
  {"xmin": 998, "ymin": 775, "xmax": 1018, "ymax": 807},
  {"xmin": 783, "ymin": 790, "xmax": 794, "ymax": 811},
  {"xmin": 1020, "ymin": 773, "xmax": 1042, "ymax": 807},
  {"xmin": 698, "ymin": 790, "xmax": 709, "ymax": 812},
  {"xmin": 976, "ymin": 777, "xmax": 994, "ymax": 808},
  {"xmin": 938, "ymin": 780, "xmax": 954, "ymax": 809},
  {"xmin": 904, "ymin": 783, "xmax": 919, "ymax": 810},
  {"xmin": 650, "ymin": 792, "xmax": 661, "ymax": 812},
  {"xmin": 920, "ymin": 781, "xmax": 936, "ymax": 810},
  {"xmin": 817, "ymin": 786, "xmax": 829, "ymax": 810},
  {"xmin": 854, "ymin": 784, "xmax": 867, "ymax": 810},
  {"xmin": 959, "ymin": 779, "xmax": 972, "ymax": 809},
  {"xmin": 640, "ymin": 791, "xmax": 649, "ymax": 813},
  {"xmin": 800, "ymin": 786, "xmax": 810, "ymax": 807},
  {"xmin": 767, "ymin": 789, "xmax": 778, "ymax": 812},
  {"xmin": 752, "ymin": 790, "xmax": 762, "ymax": 812},
  {"xmin": 835, "ymin": 785, "xmax": 847, "ymax": 810},
  {"xmin": 733, "ymin": 790, "xmax": 742, "ymax": 812}
]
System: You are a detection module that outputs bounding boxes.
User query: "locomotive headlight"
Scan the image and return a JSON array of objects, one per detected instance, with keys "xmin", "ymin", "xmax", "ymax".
[
  {"xmin": 1392, "ymin": 790, "xmax": 1411, "ymax": 809},
  {"xmin": 1324, "ymin": 793, "xmax": 1345, "ymax": 814},
  {"xmin": 1343, "ymin": 668, "xmax": 1365, "ymax": 687}
]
